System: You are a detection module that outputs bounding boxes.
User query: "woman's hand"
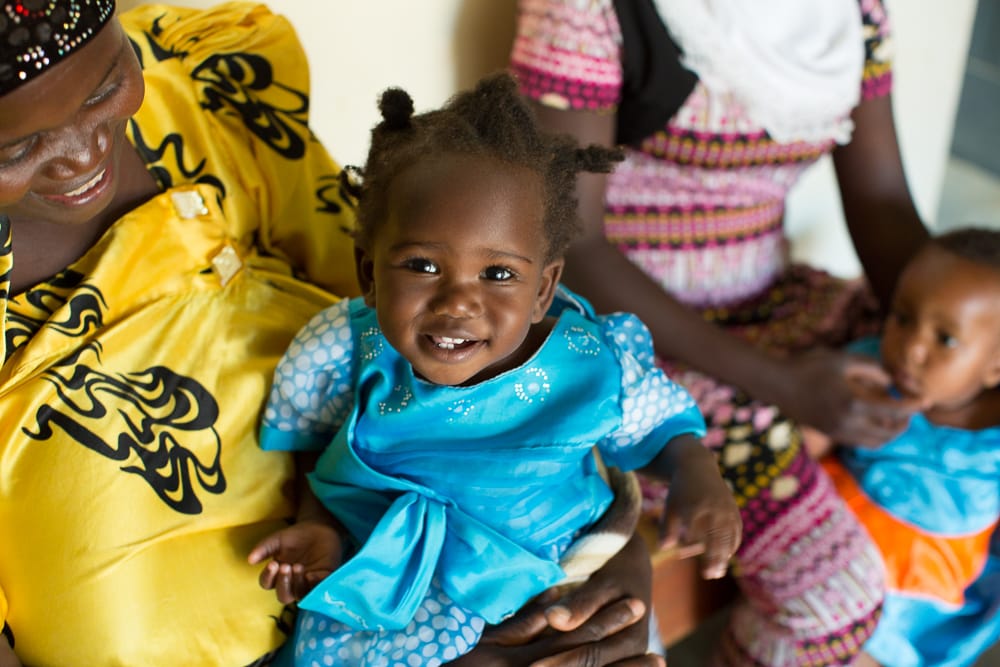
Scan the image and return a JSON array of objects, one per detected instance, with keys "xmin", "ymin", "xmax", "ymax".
[
  {"xmin": 775, "ymin": 348, "xmax": 923, "ymax": 447},
  {"xmin": 451, "ymin": 533, "xmax": 665, "ymax": 667},
  {"xmin": 247, "ymin": 519, "xmax": 344, "ymax": 603}
]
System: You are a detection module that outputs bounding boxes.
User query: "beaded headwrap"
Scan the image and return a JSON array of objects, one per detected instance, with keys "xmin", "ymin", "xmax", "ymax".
[{"xmin": 0, "ymin": 0, "xmax": 116, "ymax": 96}]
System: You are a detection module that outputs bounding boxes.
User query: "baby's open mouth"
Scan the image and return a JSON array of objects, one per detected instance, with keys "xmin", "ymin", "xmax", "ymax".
[{"xmin": 431, "ymin": 335, "xmax": 477, "ymax": 350}]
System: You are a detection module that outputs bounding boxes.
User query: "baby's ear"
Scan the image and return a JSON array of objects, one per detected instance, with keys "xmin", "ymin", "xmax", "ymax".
[
  {"xmin": 531, "ymin": 259, "xmax": 564, "ymax": 323},
  {"xmin": 354, "ymin": 245, "xmax": 377, "ymax": 308}
]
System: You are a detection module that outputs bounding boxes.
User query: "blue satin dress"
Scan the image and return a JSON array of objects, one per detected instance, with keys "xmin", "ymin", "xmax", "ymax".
[{"xmin": 260, "ymin": 289, "xmax": 705, "ymax": 665}]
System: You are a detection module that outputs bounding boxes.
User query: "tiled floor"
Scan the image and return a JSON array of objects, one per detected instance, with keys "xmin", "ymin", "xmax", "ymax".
[{"xmin": 663, "ymin": 156, "xmax": 1000, "ymax": 665}]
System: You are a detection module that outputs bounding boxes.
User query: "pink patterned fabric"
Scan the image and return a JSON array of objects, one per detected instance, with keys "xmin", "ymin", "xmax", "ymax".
[
  {"xmin": 511, "ymin": 1, "xmax": 893, "ymax": 664},
  {"xmin": 511, "ymin": 0, "xmax": 892, "ymax": 308}
]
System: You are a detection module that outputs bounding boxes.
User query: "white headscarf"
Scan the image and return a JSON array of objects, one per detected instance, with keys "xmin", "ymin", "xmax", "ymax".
[{"xmin": 652, "ymin": 0, "xmax": 865, "ymax": 144}]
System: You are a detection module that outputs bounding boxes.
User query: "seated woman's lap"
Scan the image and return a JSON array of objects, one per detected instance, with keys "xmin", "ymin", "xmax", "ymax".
[{"xmin": 638, "ymin": 265, "xmax": 886, "ymax": 665}]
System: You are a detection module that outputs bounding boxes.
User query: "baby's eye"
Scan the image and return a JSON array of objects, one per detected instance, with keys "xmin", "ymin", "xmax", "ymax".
[
  {"xmin": 482, "ymin": 266, "xmax": 514, "ymax": 281},
  {"xmin": 937, "ymin": 332, "xmax": 958, "ymax": 349},
  {"xmin": 888, "ymin": 309, "xmax": 911, "ymax": 327},
  {"xmin": 403, "ymin": 257, "xmax": 438, "ymax": 274}
]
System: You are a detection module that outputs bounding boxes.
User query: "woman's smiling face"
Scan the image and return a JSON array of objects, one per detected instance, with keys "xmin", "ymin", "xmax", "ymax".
[{"xmin": 0, "ymin": 20, "xmax": 144, "ymax": 226}]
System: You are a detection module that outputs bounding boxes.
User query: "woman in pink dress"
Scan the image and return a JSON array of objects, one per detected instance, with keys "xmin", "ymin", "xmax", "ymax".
[{"xmin": 510, "ymin": 0, "xmax": 928, "ymax": 664}]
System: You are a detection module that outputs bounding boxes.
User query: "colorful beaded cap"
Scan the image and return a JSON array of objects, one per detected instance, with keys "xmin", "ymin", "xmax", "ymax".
[{"xmin": 0, "ymin": 0, "xmax": 115, "ymax": 95}]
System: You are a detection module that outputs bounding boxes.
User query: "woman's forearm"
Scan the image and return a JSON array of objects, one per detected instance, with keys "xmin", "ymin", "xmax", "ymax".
[
  {"xmin": 562, "ymin": 235, "xmax": 787, "ymax": 402},
  {"xmin": 529, "ymin": 102, "xmax": 791, "ymax": 404},
  {"xmin": 833, "ymin": 94, "xmax": 928, "ymax": 307}
]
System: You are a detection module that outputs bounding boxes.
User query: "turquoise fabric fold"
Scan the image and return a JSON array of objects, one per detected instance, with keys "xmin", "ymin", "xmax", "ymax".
[
  {"xmin": 298, "ymin": 423, "xmax": 566, "ymax": 628},
  {"xmin": 292, "ymin": 290, "xmax": 705, "ymax": 629}
]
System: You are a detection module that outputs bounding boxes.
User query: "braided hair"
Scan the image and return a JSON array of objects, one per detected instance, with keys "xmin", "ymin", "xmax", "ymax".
[{"xmin": 349, "ymin": 72, "xmax": 623, "ymax": 263}]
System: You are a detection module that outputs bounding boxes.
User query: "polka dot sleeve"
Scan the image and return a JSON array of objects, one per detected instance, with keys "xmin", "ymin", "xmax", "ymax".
[
  {"xmin": 596, "ymin": 313, "xmax": 707, "ymax": 472},
  {"xmin": 259, "ymin": 299, "xmax": 356, "ymax": 451}
]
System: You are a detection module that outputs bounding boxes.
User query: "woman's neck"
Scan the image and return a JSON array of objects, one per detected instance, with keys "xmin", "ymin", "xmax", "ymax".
[{"xmin": 8, "ymin": 143, "xmax": 158, "ymax": 294}]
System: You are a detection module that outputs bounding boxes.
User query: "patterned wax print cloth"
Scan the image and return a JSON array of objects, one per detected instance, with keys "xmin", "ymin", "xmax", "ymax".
[
  {"xmin": 0, "ymin": 4, "xmax": 359, "ymax": 665},
  {"xmin": 511, "ymin": 1, "xmax": 893, "ymax": 664}
]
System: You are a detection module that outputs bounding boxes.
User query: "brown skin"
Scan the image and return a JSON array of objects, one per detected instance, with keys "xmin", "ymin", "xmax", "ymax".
[
  {"xmin": 0, "ymin": 25, "xmax": 155, "ymax": 667},
  {"xmin": 880, "ymin": 245, "xmax": 1000, "ymax": 429},
  {"xmin": 0, "ymin": 21, "xmax": 656, "ymax": 667},
  {"xmin": 531, "ymin": 89, "xmax": 928, "ymax": 667},
  {"xmin": 855, "ymin": 652, "xmax": 882, "ymax": 667},
  {"xmin": 0, "ymin": 22, "xmax": 158, "ymax": 293},
  {"xmin": 529, "ymin": 91, "xmax": 927, "ymax": 449},
  {"xmin": 451, "ymin": 533, "xmax": 663, "ymax": 667},
  {"xmin": 361, "ymin": 156, "xmax": 564, "ymax": 387},
  {"xmin": 248, "ymin": 452, "xmax": 348, "ymax": 603},
  {"xmin": 642, "ymin": 434, "xmax": 741, "ymax": 579},
  {"xmin": 812, "ymin": 245, "xmax": 1000, "ymax": 454},
  {"xmin": 833, "ymin": 95, "xmax": 929, "ymax": 309},
  {"xmin": 0, "ymin": 636, "xmax": 17, "ymax": 667}
]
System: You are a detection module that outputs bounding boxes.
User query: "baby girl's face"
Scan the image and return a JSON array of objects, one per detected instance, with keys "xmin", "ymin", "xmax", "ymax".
[
  {"xmin": 358, "ymin": 153, "xmax": 562, "ymax": 386},
  {"xmin": 881, "ymin": 243, "xmax": 1000, "ymax": 414}
]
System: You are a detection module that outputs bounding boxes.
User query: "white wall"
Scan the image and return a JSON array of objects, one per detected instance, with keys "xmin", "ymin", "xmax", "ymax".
[
  {"xmin": 785, "ymin": 0, "xmax": 978, "ymax": 276},
  {"xmin": 120, "ymin": 0, "xmax": 976, "ymax": 278}
]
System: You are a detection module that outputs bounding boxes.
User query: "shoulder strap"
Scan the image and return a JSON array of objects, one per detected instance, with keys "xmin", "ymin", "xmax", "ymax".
[{"xmin": 612, "ymin": 0, "xmax": 698, "ymax": 146}]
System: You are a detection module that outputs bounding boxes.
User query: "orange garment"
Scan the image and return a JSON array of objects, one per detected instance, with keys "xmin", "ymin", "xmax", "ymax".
[{"xmin": 823, "ymin": 457, "xmax": 994, "ymax": 605}]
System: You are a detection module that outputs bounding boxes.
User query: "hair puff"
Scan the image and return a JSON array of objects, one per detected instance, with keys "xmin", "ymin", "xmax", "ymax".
[{"xmin": 377, "ymin": 88, "xmax": 415, "ymax": 131}]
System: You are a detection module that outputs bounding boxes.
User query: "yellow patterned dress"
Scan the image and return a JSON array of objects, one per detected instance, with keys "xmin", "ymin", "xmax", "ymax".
[{"xmin": 0, "ymin": 4, "xmax": 358, "ymax": 665}]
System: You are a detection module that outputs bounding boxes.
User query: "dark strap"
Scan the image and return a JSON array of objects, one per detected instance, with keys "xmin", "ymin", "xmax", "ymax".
[
  {"xmin": 1, "ymin": 622, "xmax": 13, "ymax": 650},
  {"xmin": 612, "ymin": 0, "xmax": 698, "ymax": 146}
]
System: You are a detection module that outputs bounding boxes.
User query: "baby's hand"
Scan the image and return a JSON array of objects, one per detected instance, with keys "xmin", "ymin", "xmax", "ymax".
[
  {"xmin": 659, "ymin": 444, "xmax": 742, "ymax": 580},
  {"xmin": 248, "ymin": 520, "xmax": 345, "ymax": 603}
]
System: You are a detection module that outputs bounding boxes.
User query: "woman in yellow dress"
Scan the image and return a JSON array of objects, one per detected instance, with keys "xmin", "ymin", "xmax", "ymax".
[{"xmin": 0, "ymin": 2, "xmax": 658, "ymax": 665}]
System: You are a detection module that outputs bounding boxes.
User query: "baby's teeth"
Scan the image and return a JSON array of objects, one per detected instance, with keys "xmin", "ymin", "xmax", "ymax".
[{"xmin": 435, "ymin": 336, "xmax": 467, "ymax": 350}]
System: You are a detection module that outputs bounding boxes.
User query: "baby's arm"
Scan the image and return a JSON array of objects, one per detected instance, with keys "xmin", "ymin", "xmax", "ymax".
[
  {"xmin": 640, "ymin": 435, "xmax": 741, "ymax": 579},
  {"xmin": 250, "ymin": 299, "xmax": 357, "ymax": 602},
  {"xmin": 248, "ymin": 452, "xmax": 347, "ymax": 603},
  {"xmin": 594, "ymin": 311, "xmax": 741, "ymax": 578}
]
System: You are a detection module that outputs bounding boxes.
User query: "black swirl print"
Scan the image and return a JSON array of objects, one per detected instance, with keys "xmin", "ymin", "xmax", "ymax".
[
  {"xmin": 5, "ymin": 270, "xmax": 106, "ymax": 357},
  {"xmin": 129, "ymin": 121, "xmax": 226, "ymax": 198},
  {"xmin": 194, "ymin": 52, "xmax": 309, "ymax": 160},
  {"xmin": 23, "ymin": 344, "xmax": 227, "ymax": 514}
]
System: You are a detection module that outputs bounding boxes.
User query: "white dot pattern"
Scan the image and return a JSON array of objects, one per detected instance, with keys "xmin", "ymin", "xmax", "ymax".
[
  {"xmin": 262, "ymin": 299, "xmax": 355, "ymax": 439},
  {"xmin": 294, "ymin": 580, "xmax": 486, "ymax": 666},
  {"xmin": 598, "ymin": 313, "xmax": 700, "ymax": 458}
]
